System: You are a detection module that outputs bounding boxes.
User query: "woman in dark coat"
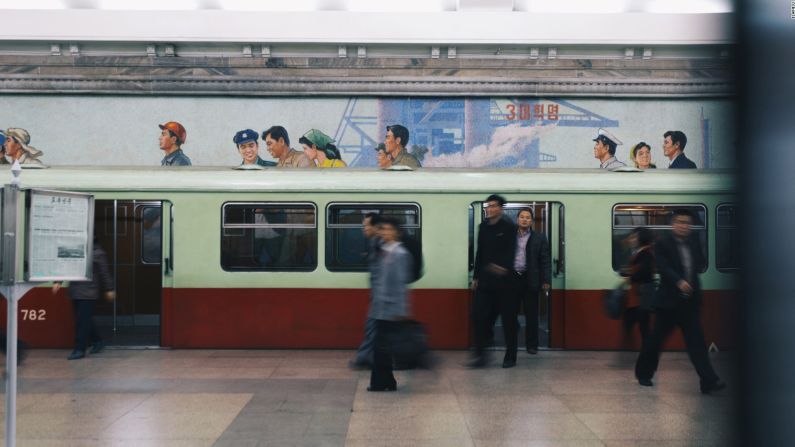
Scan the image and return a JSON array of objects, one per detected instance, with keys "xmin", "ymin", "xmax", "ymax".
[{"xmin": 623, "ymin": 227, "xmax": 655, "ymax": 342}]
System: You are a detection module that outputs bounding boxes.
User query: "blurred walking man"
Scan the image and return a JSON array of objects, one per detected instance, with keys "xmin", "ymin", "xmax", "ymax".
[
  {"xmin": 634, "ymin": 209, "xmax": 725, "ymax": 393},
  {"xmin": 350, "ymin": 212, "xmax": 381, "ymax": 369},
  {"xmin": 469, "ymin": 194, "xmax": 517, "ymax": 368}
]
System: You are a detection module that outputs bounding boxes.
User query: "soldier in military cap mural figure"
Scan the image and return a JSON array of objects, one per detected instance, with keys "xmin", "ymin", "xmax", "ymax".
[
  {"xmin": 384, "ymin": 124, "xmax": 421, "ymax": 169},
  {"xmin": 159, "ymin": 121, "xmax": 192, "ymax": 166},
  {"xmin": 592, "ymin": 128, "xmax": 626, "ymax": 171},
  {"xmin": 234, "ymin": 129, "xmax": 276, "ymax": 167},
  {"xmin": 4, "ymin": 128, "xmax": 45, "ymax": 166},
  {"xmin": 299, "ymin": 129, "xmax": 347, "ymax": 168},
  {"xmin": 262, "ymin": 125, "xmax": 314, "ymax": 168}
]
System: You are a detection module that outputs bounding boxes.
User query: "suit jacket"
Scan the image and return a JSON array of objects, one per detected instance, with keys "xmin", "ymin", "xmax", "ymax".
[
  {"xmin": 473, "ymin": 215, "xmax": 517, "ymax": 287},
  {"xmin": 655, "ymin": 232, "xmax": 704, "ymax": 309},
  {"xmin": 519, "ymin": 230, "xmax": 551, "ymax": 291},
  {"xmin": 369, "ymin": 243, "xmax": 412, "ymax": 321},
  {"xmin": 669, "ymin": 153, "xmax": 697, "ymax": 169}
]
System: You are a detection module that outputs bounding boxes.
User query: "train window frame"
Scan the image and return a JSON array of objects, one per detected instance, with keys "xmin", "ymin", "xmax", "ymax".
[
  {"xmin": 715, "ymin": 203, "xmax": 739, "ymax": 272},
  {"xmin": 611, "ymin": 203, "xmax": 708, "ymax": 273},
  {"xmin": 325, "ymin": 202, "xmax": 421, "ymax": 272},
  {"xmin": 140, "ymin": 205, "xmax": 162, "ymax": 265},
  {"xmin": 220, "ymin": 201, "xmax": 318, "ymax": 272}
]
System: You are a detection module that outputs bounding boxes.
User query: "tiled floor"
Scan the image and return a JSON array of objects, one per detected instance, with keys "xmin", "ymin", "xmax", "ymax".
[{"xmin": 0, "ymin": 349, "xmax": 735, "ymax": 446}]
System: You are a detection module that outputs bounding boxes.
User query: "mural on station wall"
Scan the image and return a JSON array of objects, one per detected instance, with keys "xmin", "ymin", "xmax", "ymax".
[{"xmin": 0, "ymin": 96, "xmax": 734, "ymax": 169}]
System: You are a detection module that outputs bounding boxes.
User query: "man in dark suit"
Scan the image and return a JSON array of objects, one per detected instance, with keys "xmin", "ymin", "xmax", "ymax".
[
  {"xmin": 510, "ymin": 208, "xmax": 551, "ymax": 361},
  {"xmin": 469, "ymin": 194, "xmax": 517, "ymax": 368},
  {"xmin": 663, "ymin": 130, "xmax": 697, "ymax": 169},
  {"xmin": 635, "ymin": 209, "xmax": 725, "ymax": 394}
]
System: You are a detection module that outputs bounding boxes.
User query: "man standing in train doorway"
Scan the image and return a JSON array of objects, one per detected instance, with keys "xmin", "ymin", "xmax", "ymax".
[
  {"xmin": 469, "ymin": 194, "xmax": 517, "ymax": 368},
  {"xmin": 159, "ymin": 121, "xmax": 192, "ymax": 166},
  {"xmin": 384, "ymin": 125, "xmax": 421, "ymax": 169},
  {"xmin": 663, "ymin": 130, "xmax": 697, "ymax": 169},
  {"xmin": 634, "ymin": 209, "xmax": 726, "ymax": 394},
  {"xmin": 511, "ymin": 207, "xmax": 551, "ymax": 358},
  {"xmin": 593, "ymin": 128, "xmax": 626, "ymax": 170}
]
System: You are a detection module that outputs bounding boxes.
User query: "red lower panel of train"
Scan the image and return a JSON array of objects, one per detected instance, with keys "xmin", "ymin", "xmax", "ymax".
[{"xmin": 2, "ymin": 288, "xmax": 736, "ymax": 351}]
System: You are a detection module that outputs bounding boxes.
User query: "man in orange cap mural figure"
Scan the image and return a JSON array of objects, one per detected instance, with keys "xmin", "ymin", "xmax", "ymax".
[{"xmin": 159, "ymin": 121, "xmax": 192, "ymax": 166}]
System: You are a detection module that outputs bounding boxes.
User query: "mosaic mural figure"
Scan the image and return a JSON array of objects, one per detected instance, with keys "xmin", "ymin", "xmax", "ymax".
[
  {"xmin": 4, "ymin": 128, "xmax": 45, "ymax": 166},
  {"xmin": 159, "ymin": 121, "xmax": 191, "ymax": 166},
  {"xmin": 234, "ymin": 129, "xmax": 276, "ymax": 167}
]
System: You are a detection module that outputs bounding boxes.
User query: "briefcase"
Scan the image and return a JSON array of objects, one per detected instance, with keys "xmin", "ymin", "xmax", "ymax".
[
  {"xmin": 603, "ymin": 286, "xmax": 627, "ymax": 320},
  {"xmin": 389, "ymin": 320, "xmax": 430, "ymax": 369}
]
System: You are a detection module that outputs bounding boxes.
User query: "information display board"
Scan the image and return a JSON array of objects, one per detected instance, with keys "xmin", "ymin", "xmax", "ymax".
[{"xmin": 25, "ymin": 189, "xmax": 94, "ymax": 282}]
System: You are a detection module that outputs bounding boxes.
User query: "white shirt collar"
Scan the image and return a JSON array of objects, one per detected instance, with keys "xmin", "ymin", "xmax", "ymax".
[{"xmin": 381, "ymin": 241, "xmax": 400, "ymax": 253}]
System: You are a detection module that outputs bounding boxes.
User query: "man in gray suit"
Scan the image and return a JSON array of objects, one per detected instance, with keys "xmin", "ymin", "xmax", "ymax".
[
  {"xmin": 368, "ymin": 217, "xmax": 413, "ymax": 392},
  {"xmin": 350, "ymin": 212, "xmax": 381, "ymax": 369}
]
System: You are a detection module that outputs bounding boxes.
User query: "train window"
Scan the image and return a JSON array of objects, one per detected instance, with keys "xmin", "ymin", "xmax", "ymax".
[
  {"xmin": 612, "ymin": 204, "xmax": 708, "ymax": 272},
  {"xmin": 141, "ymin": 206, "xmax": 162, "ymax": 264},
  {"xmin": 326, "ymin": 203, "xmax": 420, "ymax": 272},
  {"xmin": 716, "ymin": 204, "xmax": 739, "ymax": 271},
  {"xmin": 221, "ymin": 202, "xmax": 317, "ymax": 271}
]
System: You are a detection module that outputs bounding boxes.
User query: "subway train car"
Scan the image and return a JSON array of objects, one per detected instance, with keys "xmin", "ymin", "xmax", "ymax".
[{"xmin": 2, "ymin": 166, "xmax": 737, "ymax": 351}]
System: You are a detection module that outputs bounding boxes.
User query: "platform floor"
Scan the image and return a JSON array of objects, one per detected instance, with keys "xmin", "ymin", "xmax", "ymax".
[{"xmin": 0, "ymin": 349, "xmax": 735, "ymax": 447}]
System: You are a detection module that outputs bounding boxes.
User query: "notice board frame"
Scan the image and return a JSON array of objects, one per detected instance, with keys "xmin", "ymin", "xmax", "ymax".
[{"xmin": 24, "ymin": 189, "xmax": 94, "ymax": 282}]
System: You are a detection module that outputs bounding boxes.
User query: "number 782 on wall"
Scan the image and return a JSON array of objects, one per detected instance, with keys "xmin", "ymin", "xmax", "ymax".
[{"xmin": 21, "ymin": 309, "xmax": 47, "ymax": 321}]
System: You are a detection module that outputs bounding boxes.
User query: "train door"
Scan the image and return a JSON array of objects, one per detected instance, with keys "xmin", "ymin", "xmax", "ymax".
[
  {"xmin": 469, "ymin": 200, "xmax": 564, "ymax": 349},
  {"xmin": 547, "ymin": 202, "xmax": 565, "ymax": 348},
  {"xmin": 94, "ymin": 200, "xmax": 163, "ymax": 346}
]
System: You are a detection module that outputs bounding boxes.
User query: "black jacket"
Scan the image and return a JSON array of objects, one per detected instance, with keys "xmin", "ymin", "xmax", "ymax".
[
  {"xmin": 629, "ymin": 247, "xmax": 655, "ymax": 285},
  {"xmin": 518, "ymin": 230, "xmax": 551, "ymax": 291},
  {"xmin": 655, "ymin": 232, "xmax": 704, "ymax": 309},
  {"xmin": 473, "ymin": 215, "xmax": 516, "ymax": 286},
  {"xmin": 669, "ymin": 153, "xmax": 697, "ymax": 169},
  {"xmin": 68, "ymin": 245, "xmax": 114, "ymax": 301}
]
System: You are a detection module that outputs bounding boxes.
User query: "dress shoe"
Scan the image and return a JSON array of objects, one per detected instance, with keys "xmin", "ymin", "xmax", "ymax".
[
  {"xmin": 700, "ymin": 381, "xmax": 727, "ymax": 395},
  {"xmin": 466, "ymin": 356, "xmax": 487, "ymax": 368},
  {"xmin": 67, "ymin": 350, "xmax": 85, "ymax": 360},
  {"xmin": 367, "ymin": 384, "xmax": 397, "ymax": 392},
  {"xmin": 526, "ymin": 348, "xmax": 538, "ymax": 355},
  {"xmin": 502, "ymin": 357, "xmax": 516, "ymax": 368},
  {"xmin": 638, "ymin": 378, "xmax": 654, "ymax": 387},
  {"xmin": 90, "ymin": 340, "xmax": 105, "ymax": 354}
]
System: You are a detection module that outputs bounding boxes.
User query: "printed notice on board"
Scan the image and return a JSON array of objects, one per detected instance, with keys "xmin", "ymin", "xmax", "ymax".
[{"xmin": 27, "ymin": 191, "xmax": 93, "ymax": 281}]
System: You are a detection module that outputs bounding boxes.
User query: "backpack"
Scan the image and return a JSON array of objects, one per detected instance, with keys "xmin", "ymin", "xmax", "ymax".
[{"xmin": 401, "ymin": 234, "xmax": 424, "ymax": 283}]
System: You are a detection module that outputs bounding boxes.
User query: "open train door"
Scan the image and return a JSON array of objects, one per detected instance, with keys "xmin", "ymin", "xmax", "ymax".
[
  {"xmin": 160, "ymin": 201, "xmax": 173, "ymax": 347},
  {"xmin": 469, "ymin": 200, "xmax": 563, "ymax": 350},
  {"xmin": 547, "ymin": 202, "xmax": 565, "ymax": 348},
  {"xmin": 94, "ymin": 200, "xmax": 163, "ymax": 346}
]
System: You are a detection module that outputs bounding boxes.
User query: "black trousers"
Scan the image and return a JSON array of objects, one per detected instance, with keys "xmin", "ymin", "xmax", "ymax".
[
  {"xmin": 623, "ymin": 306, "xmax": 651, "ymax": 342},
  {"xmin": 514, "ymin": 275, "xmax": 540, "ymax": 350},
  {"xmin": 472, "ymin": 280, "xmax": 518, "ymax": 358},
  {"xmin": 635, "ymin": 301, "xmax": 720, "ymax": 386},
  {"xmin": 73, "ymin": 299, "xmax": 101, "ymax": 352},
  {"xmin": 370, "ymin": 319, "xmax": 399, "ymax": 389}
]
